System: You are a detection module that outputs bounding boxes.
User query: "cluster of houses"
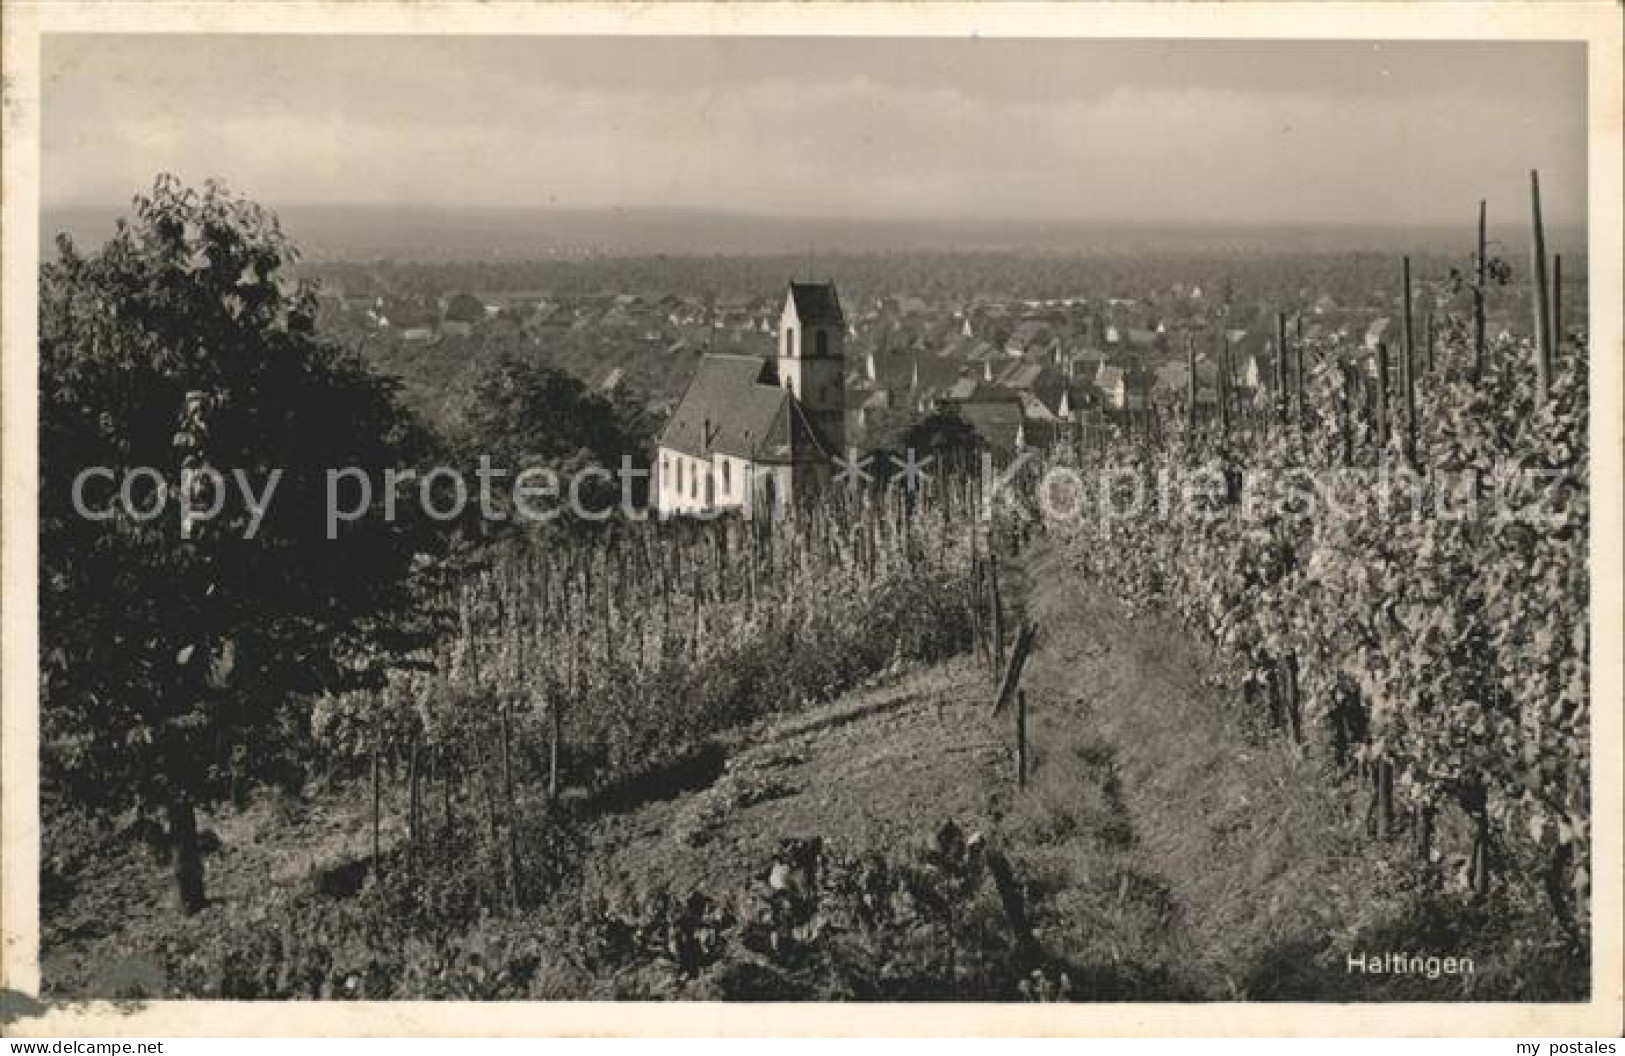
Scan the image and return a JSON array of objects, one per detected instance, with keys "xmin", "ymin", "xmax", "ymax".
[
  {"xmin": 650, "ymin": 281, "xmax": 1285, "ymax": 516},
  {"xmin": 321, "ymin": 272, "xmax": 1524, "ymax": 518},
  {"xmin": 323, "ymin": 286, "xmax": 789, "ymax": 350}
]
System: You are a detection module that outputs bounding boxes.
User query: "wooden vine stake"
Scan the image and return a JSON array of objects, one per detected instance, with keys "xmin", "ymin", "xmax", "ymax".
[
  {"xmin": 1473, "ymin": 199, "xmax": 1488, "ymax": 382},
  {"xmin": 1375, "ymin": 341, "xmax": 1391, "ymax": 450},
  {"xmin": 989, "ymin": 552, "xmax": 1006, "ymax": 676},
  {"xmin": 1337, "ymin": 361, "xmax": 1354, "ymax": 467},
  {"xmin": 1281, "ymin": 655, "xmax": 1303, "ymax": 746},
  {"xmin": 1185, "ymin": 334, "xmax": 1198, "ymax": 430},
  {"xmin": 1274, "ymin": 311, "xmax": 1289, "ymax": 425},
  {"xmin": 1401, "ymin": 257, "xmax": 1418, "ymax": 465},
  {"xmin": 1529, "ymin": 169, "xmax": 1553, "ymax": 401},
  {"xmin": 441, "ymin": 745, "xmax": 454, "ymax": 844},
  {"xmin": 1424, "ymin": 312, "xmax": 1435, "ymax": 375},
  {"xmin": 1015, "ymin": 689, "xmax": 1029, "ymax": 789},
  {"xmin": 1377, "ymin": 760, "xmax": 1395, "ymax": 840},
  {"xmin": 407, "ymin": 732, "xmax": 421, "ymax": 871},
  {"xmin": 1292, "ymin": 317, "xmax": 1306, "ymax": 432},
  {"xmin": 992, "ymin": 622, "xmax": 1038, "ymax": 715},
  {"xmin": 967, "ymin": 522, "xmax": 983, "ymax": 666},
  {"xmin": 1551, "ymin": 252, "xmax": 1563, "ymax": 352},
  {"xmin": 371, "ymin": 724, "xmax": 382, "ymax": 880},
  {"xmin": 499, "ymin": 697, "xmax": 518, "ymax": 907}
]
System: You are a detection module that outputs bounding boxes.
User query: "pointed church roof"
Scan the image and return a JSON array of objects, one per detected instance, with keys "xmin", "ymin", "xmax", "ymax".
[
  {"xmin": 657, "ymin": 353, "xmax": 829, "ymax": 465},
  {"xmin": 786, "ymin": 282, "xmax": 845, "ymax": 327}
]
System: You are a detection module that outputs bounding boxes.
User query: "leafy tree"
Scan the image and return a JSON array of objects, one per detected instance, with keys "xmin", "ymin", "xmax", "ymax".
[
  {"xmin": 461, "ymin": 353, "xmax": 651, "ymax": 520},
  {"xmin": 39, "ymin": 176, "xmax": 445, "ymax": 913},
  {"xmin": 897, "ymin": 408, "xmax": 983, "ymax": 468},
  {"xmin": 444, "ymin": 291, "xmax": 485, "ymax": 325},
  {"xmin": 856, "ymin": 407, "xmax": 986, "ymax": 486}
]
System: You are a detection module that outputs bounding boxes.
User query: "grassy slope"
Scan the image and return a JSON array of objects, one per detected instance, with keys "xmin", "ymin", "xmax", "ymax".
[{"xmin": 577, "ymin": 657, "xmax": 1008, "ymax": 901}]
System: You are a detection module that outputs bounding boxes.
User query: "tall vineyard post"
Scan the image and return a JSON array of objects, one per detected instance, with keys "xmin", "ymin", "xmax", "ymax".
[
  {"xmin": 1474, "ymin": 199, "xmax": 1488, "ymax": 381},
  {"xmin": 1529, "ymin": 169, "xmax": 1553, "ymax": 400},
  {"xmin": 1552, "ymin": 252, "xmax": 1563, "ymax": 353},
  {"xmin": 1402, "ymin": 256, "xmax": 1418, "ymax": 466}
]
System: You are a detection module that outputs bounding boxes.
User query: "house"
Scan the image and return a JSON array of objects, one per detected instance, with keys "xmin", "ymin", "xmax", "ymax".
[
  {"xmin": 375, "ymin": 296, "xmax": 438, "ymax": 332},
  {"xmin": 1017, "ymin": 391, "xmax": 1057, "ymax": 423},
  {"xmin": 934, "ymin": 382, "xmax": 1026, "ymax": 450},
  {"xmin": 995, "ymin": 362, "xmax": 1044, "ymax": 390},
  {"xmin": 1123, "ymin": 327, "xmax": 1164, "ymax": 352},
  {"xmin": 996, "ymin": 362, "xmax": 1081, "ymax": 421},
  {"xmin": 1065, "ymin": 350, "xmax": 1105, "ymax": 386},
  {"xmin": 653, "ymin": 282, "xmax": 845, "ymax": 516},
  {"xmin": 1096, "ymin": 364, "xmax": 1155, "ymax": 410},
  {"xmin": 1004, "ymin": 320, "xmax": 1051, "ymax": 357}
]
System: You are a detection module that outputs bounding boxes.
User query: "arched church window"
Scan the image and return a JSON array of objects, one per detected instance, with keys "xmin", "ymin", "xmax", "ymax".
[
  {"xmin": 785, "ymin": 326, "xmax": 796, "ymax": 357},
  {"xmin": 816, "ymin": 329, "xmax": 829, "ymax": 357}
]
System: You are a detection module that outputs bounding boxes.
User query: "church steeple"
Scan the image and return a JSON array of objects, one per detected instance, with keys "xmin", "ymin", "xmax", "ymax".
[{"xmin": 778, "ymin": 282, "xmax": 846, "ymax": 452}]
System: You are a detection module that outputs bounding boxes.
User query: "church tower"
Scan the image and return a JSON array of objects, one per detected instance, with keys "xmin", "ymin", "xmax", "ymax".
[{"xmin": 777, "ymin": 282, "xmax": 846, "ymax": 453}]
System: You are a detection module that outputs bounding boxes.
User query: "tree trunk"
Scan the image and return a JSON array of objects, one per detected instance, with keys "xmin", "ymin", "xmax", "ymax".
[{"xmin": 166, "ymin": 788, "xmax": 207, "ymax": 914}]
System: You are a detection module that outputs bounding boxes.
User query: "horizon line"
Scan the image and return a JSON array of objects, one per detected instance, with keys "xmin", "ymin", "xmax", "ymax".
[{"xmin": 40, "ymin": 201, "xmax": 1590, "ymax": 232}]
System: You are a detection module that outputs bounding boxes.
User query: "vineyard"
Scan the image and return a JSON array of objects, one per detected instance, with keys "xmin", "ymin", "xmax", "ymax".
[
  {"xmin": 313, "ymin": 479, "xmax": 991, "ymax": 903},
  {"xmin": 35, "ymin": 175, "xmax": 1592, "ymax": 1004},
  {"xmin": 1042, "ymin": 181, "xmax": 1590, "ymax": 956}
]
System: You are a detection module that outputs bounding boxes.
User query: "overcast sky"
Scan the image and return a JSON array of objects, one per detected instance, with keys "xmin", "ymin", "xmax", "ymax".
[{"xmin": 41, "ymin": 35, "xmax": 1587, "ymax": 227}]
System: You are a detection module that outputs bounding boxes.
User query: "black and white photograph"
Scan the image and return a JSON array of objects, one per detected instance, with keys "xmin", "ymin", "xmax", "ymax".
[{"xmin": 2, "ymin": 1, "xmax": 1621, "ymax": 1038}]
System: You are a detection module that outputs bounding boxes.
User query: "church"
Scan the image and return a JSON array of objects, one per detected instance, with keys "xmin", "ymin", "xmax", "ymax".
[{"xmin": 653, "ymin": 282, "xmax": 846, "ymax": 516}]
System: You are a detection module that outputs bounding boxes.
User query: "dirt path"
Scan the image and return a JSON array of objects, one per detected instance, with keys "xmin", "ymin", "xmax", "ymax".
[{"xmin": 1001, "ymin": 540, "xmax": 1505, "ymax": 1001}]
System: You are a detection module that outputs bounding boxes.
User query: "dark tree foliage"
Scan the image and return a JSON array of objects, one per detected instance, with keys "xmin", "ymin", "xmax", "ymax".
[
  {"xmin": 461, "ymin": 352, "xmax": 652, "ymax": 520},
  {"xmin": 896, "ymin": 408, "xmax": 983, "ymax": 456},
  {"xmin": 443, "ymin": 291, "xmax": 485, "ymax": 325},
  {"xmin": 856, "ymin": 408, "xmax": 986, "ymax": 486},
  {"xmin": 39, "ymin": 176, "xmax": 447, "ymax": 912}
]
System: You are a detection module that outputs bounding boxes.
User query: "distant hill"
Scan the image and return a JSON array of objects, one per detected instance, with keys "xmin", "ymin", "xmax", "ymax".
[{"xmin": 40, "ymin": 204, "xmax": 1587, "ymax": 264}]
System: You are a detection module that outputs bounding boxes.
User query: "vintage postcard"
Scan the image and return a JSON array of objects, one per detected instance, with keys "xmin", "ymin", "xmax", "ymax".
[{"xmin": 2, "ymin": 0, "xmax": 1621, "ymax": 1038}]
